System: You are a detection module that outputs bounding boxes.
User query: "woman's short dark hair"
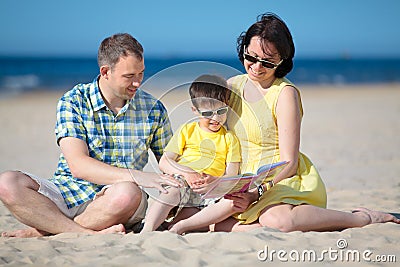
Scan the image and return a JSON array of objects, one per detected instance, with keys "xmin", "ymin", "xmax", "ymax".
[
  {"xmin": 237, "ymin": 13, "xmax": 295, "ymax": 78},
  {"xmin": 189, "ymin": 74, "xmax": 230, "ymax": 108},
  {"xmin": 98, "ymin": 33, "xmax": 143, "ymax": 70}
]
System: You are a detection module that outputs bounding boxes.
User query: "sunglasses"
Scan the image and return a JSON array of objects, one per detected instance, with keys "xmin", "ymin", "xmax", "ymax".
[
  {"xmin": 197, "ymin": 106, "xmax": 228, "ymax": 118},
  {"xmin": 243, "ymin": 47, "xmax": 283, "ymax": 69}
]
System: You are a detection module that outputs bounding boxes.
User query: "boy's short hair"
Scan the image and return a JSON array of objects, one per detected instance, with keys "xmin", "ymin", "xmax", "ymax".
[{"xmin": 189, "ymin": 74, "xmax": 230, "ymax": 108}]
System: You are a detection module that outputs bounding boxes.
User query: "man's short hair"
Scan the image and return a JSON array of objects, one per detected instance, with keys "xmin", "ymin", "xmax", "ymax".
[{"xmin": 97, "ymin": 33, "xmax": 143, "ymax": 70}]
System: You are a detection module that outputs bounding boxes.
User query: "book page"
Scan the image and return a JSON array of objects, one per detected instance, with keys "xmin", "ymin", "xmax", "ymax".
[
  {"xmin": 201, "ymin": 161, "xmax": 288, "ymax": 199},
  {"xmin": 201, "ymin": 175, "xmax": 254, "ymax": 199}
]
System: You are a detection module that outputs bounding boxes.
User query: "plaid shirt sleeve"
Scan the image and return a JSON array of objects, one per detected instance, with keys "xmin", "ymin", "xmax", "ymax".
[
  {"xmin": 55, "ymin": 92, "xmax": 87, "ymax": 145},
  {"xmin": 149, "ymin": 100, "xmax": 173, "ymax": 159}
]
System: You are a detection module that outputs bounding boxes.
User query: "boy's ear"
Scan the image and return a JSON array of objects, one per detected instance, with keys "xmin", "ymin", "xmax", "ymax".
[{"xmin": 191, "ymin": 106, "xmax": 198, "ymax": 114}]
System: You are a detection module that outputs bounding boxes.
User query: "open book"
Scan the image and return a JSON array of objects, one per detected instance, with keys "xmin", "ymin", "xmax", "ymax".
[{"xmin": 201, "ymin": 161, "xmax": 288, "ymax": 199}]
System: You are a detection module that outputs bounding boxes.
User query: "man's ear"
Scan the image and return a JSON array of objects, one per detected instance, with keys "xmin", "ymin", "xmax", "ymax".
[{"xmin": 100, "ymin": 65, "xmax": 110, "ymax": 79}]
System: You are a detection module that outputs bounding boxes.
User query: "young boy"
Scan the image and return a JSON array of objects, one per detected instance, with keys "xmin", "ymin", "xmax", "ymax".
[{"xmin": 141, "ymin": 74, "xmax": 242, "ymax": 233}]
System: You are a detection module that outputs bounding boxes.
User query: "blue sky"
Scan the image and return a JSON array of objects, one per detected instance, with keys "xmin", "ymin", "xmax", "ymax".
[{"xmin": 1, "ymin": 0, "xmax": 399, "ymax": 58}]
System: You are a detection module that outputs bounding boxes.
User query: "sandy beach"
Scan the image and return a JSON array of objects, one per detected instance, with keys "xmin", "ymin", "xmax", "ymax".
[{"xmin": 0, "ymin": 84, "xmax": 399, "ymax": 266}]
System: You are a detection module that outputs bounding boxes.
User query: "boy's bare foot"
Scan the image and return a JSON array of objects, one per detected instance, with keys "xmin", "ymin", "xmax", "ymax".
[
  {"xmin": 169, "ymin": 223, "xmax": 184, "ymax": 235},
  {"xmin": 352, "ymin": 207, "xmax": 400, "ymax": 224},
  {"xmin": 98, "ymin": 224, "xmax": 125, "ymax": 234},
  {"xmin": 1, "ymin": 227, "xmax": 48, "ymax": 238}
]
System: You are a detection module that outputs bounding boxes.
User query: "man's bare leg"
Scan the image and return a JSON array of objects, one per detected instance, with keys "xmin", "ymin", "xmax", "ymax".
[
  {"xmin": 1, "ymin": 227, "xmax": 48, "ymax": 238},
  {"xmin": 74, "ymin": 181, "xmax": 142, "ymax": 230},
  {"xmin": 0, "ymin": 171, "xmax": 124, "ymax": 237},
  {"xmin": 2, "ymin": 224, "xmax": 124, "ymax": 238}
]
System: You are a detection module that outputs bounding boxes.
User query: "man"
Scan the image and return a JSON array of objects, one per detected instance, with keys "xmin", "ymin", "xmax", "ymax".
[{"xmin": 0, "ymin": 33, "xmax": 181, "ymax": 237}]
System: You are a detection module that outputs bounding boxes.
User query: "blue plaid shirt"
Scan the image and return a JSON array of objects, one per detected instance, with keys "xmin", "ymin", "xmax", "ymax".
[{"xmin": 51, "ymin": 76, "xmax": 172, "ymax": 208}]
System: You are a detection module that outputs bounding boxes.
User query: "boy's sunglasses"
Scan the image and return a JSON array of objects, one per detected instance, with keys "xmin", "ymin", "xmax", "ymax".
[
  {"xmin": 197, "ymin": 106, "xmax": 228, "ymax": 118},
  {"xmin": 243, "ymin": 47, "xmax": 283, "ymax": 69}
]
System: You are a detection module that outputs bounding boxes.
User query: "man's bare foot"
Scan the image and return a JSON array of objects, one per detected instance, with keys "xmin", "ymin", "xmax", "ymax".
[
  {"xmin": 98, "ymin": 224, "xmax": 125, "ymax": 235},
  {"xmin": 1, "ymin": 224, "xmax": 125, "ymax": 238},
  {"xmin": 352, "ymin": 207, "xmax": 400, "ymax": 224},
  {"xmin": 1, "ymin": 227, "xmax": 48, "ymax": 238}
]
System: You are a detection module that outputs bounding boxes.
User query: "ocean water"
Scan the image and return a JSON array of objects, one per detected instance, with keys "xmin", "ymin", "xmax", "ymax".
[{"xmin": 0, "ymin": 56, "xmax": 399, "ymax": 94}]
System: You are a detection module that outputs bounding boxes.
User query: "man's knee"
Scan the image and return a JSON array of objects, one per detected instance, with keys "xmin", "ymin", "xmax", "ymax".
[
  {"xmin": 0, "ymin": 171, "xmax": 27, "ymax": 202},
  {"xmin": 0, "ymin": 170, "xmax": 19, "ymax": 184},
  {"xmin": 106, "ymin": 183, "xmax": 143, "ymax": 213}
]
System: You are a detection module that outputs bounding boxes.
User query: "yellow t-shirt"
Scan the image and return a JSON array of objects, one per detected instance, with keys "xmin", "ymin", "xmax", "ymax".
[{"xmin": 165, "ymin": 122, "xmax": 241, "ymax": 177}]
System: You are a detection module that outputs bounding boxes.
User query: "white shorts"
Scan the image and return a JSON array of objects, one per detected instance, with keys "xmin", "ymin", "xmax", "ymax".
[{"xmin": 21, "ymin": 171, "xmax": 147, "ymax": 228}]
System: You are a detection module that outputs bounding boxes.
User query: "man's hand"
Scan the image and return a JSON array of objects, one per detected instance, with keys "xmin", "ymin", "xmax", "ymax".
[{"xmin": 129, "ymin": 171, "xmax": 183, "ymax": 194}]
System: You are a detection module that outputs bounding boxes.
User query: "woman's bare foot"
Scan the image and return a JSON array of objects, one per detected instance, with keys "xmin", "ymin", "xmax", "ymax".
[
  {"xmin": 1, "ymin": 227, "xmax": 48, "ymax": 238},
  {"xmin": 352, "ymin": 207, "xmax": 400, "ymax": 224}
]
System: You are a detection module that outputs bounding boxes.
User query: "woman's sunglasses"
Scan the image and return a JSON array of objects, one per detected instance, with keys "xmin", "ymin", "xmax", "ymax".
[
  {"xmin": 243, "ymin": 46, "xmax": 283, "ymax": 69},
  {"xmin": 197, "ymin": 106, "xmax": 229, "ymax": 118}
]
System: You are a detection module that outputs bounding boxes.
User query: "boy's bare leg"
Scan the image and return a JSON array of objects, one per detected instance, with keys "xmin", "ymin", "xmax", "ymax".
[
  {"xmin": 0, "ymin": 171, "xmax": 124, "ymax": 237},
  {"xmin": 169, "ymin": 198, "xmax": 239, "ymax": 234},
  {"xmin": 214, "ymin": 217, "xmax": 262, "ymax": 232},
  {"xmin": 141, "ymin": 186, "xmax": 181, "ymax": 232}
]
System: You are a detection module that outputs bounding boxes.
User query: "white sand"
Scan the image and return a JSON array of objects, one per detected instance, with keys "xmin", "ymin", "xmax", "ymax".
[{"xmin": 0, "ymin": 85, "xmax": 399, "ymax": 266}]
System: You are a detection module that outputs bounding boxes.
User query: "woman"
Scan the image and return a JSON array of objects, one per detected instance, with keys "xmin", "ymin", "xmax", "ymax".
[{"xmin": 214, "ymin": 13, "xmax": 399, "ymax": 232}]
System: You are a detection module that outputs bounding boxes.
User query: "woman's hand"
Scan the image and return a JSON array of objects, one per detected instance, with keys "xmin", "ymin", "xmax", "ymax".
[{"xmin": 224, "ymin": 189, "xmax": 258, "ymax": 212}]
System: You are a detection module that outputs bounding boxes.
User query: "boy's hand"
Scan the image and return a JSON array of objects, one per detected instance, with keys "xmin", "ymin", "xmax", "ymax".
[
  {"xmin": 182, "ymin": 171, "xmax": 202, "ymax": 187},
  {"xmin": 191, "ymin": 173, "xmax": 219, "ymax": 194}
]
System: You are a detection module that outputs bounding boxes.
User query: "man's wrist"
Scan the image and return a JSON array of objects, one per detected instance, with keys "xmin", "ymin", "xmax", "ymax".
[{"xmin": 126, "ymin": 169, "xmax": 138, "ymax": 185}]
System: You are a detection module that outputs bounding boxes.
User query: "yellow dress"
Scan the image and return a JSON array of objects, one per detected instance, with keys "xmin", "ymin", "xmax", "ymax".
[{"xmin": 227, "ymin": 75, "xmax": 327, "ymax": 224}]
